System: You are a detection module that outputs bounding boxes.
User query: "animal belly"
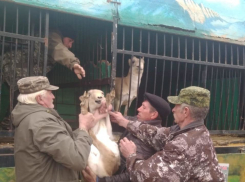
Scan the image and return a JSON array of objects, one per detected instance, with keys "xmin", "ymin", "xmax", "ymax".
[
  {"xmin": 88, "ymin": 145, "xmax": 108, "ymax": 177},
  {"xmin": 120, "ymin": 94, "xmax": 135, "ymax": 106},
  {"xmin": 88, "ymin": 140, "xmax": 120, "ymax": 177}
]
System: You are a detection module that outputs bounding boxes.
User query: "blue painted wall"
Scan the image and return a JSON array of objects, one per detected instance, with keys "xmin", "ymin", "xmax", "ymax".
[{"xmin": 12, "ymin": 0, "xmax": 245, "ymax": 44}]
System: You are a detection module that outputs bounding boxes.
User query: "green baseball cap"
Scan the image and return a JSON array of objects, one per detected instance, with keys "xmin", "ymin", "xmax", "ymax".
[{"xmin": 167, "ymin": 86, "xmax": 210, "ymax": 108}]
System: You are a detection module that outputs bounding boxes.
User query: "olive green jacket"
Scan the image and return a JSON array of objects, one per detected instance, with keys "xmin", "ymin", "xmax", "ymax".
[
  {"xmin": 12, "ymin": 103, "xmax": 92, "ymax": 182},
  {"xmin": 48, "ymin": 29, "xmax": 80, "ymax": 70}
]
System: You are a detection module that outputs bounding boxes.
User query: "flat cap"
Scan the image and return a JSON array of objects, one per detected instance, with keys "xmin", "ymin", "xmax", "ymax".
[
  {"xmin": 145, "ymin": 92, "xmax": 171, "ymax": 122},
  {"xmin": 17, "ymin": 76, "xmax": 59, "ymax": 94},
  {"xmin": 167, "ymin": 86, "xmax": 210, "ymax": 108}
]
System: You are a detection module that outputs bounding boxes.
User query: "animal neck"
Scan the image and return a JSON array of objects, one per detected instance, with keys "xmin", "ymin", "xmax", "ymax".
[{"xmin": 126, "ymin": 69, "xmax": 143, "ymax": 85}]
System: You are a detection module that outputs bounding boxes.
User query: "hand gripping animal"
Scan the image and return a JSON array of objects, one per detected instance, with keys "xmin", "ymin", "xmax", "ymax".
[{"xmin": 79, "ymin": 89, "xmax": 120, "ymax": 177}]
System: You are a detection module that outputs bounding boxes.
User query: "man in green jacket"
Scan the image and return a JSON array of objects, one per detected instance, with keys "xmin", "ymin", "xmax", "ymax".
[{"xmin": 12, "ymin": 76, "xmax": 107, "ymax": 182}]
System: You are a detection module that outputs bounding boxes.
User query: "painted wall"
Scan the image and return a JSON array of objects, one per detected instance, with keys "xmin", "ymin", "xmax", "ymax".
[{"xmin": 11, "ymin": 0, "xmax": 245, "ymax": 44}]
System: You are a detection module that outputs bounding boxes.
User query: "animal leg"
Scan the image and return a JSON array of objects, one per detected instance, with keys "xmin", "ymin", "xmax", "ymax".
[
  {"xmin": 124, "ymin": 104, "xmax": 128, "ymax": 116},
  {"xmin": 114, "ymin": 98, "xmax": 120, "ymax": 112},
  {"xmin": 89, "ymin": 130, "xmax": 119, "ymax": 176},
  {"xmin": 124, "ymin": 98, "xmax": 135, "ymax": 116},
  {"xmin": 128, "ymin": 98, "xmax": 134, "ymax": 109}
]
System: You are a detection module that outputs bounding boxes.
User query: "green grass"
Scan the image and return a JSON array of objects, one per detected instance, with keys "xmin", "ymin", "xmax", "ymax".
[
  {"xmin": 0, "ymin": 167, "xmax": 15, "ymax": 182},
  {"xmin": 228, "ymin": 175, "xmax": 240, "ymax": 182}
]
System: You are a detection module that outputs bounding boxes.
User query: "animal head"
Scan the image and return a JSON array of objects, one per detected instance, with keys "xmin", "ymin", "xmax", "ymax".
[
  {"xmin": 128, "ymin": 56, "xmax": 144, "ymax": 72},
  {"xmin": 88, "ymin": 89, "xmax": 105, "ymax": 112}
]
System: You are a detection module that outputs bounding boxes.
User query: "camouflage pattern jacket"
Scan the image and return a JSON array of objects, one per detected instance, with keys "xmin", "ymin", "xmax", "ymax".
[
  {"xmin": 99, "ymin": 118, "xmax": 162, "ymax": 182},
  {"xmin": 125, "ymin": 120, "xmax": 225, "ymax": 182}
]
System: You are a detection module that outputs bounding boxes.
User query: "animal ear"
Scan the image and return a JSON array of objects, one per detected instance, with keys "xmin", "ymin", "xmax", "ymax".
[
  {"xmin": 128, "ymin": 58, "xmax": 132, "ymax": 66},
  {"xmin": 141, "ymin": 57, "xmax": 145, "ymax": 63}
]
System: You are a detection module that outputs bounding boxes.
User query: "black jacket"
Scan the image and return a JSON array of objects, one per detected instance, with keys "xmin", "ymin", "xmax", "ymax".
[{"xmin": 99, "ymin": 117, "xmax": 161, "ymax": 182}]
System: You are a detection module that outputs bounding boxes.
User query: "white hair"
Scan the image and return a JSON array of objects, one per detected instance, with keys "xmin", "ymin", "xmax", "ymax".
[
  {"xmin": 180, "ymin": 103, "xmax": 209, "ymax": 121},
  {"xmin": 17, "ymin": 90, "xmax": 47, "ymax": 104}
]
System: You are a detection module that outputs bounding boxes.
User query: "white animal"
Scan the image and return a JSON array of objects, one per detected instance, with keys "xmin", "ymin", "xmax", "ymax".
[
  {"xmin": 86, "ymin": 89, "xmax": 120, "ymax": 177},
  {"xmin": 114, "ymin": 56, "xmax": 144, "ymax": 115}
]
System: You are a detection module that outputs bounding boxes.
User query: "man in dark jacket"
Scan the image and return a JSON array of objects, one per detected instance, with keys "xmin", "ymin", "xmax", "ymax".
[
  {"xmin": 110, "ymin": 86, "xmax": 225, "ymax": 182},
  {"xmin": 12, "ymin": 76, "xmax": 107, "ymax": 182},
  {"xmin": 83, "ymin": 93, "xmax": 171, "ymax": 182}
]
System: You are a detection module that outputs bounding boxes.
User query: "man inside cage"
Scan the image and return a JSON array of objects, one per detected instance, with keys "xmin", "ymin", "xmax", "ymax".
[
  {"xmin": 107, "ymin": 86, "xmax": 225, "ymax": 182},
  {"xmin": 82, "ymin": 92, "xmax": 171, "ymax": 182},
  {"xmin": 0, "ymin": 24, "xmax": 85, "ymax": 130}
]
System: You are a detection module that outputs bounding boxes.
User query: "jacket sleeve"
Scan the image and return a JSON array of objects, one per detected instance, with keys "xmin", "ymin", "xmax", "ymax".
[
  {"xmin": 49, "ymin": 31, "xmax": 80, "ymax": 70},
  {"xmin": 126, "ymin": 149, "xmax": 188, "ymax": 182},
  {"xmin": 98, "ymin": 172, "xmax": 130, "ymax": 182},
  {"xmin": 32, "ymin": 120, "xmax": 92, "ymax": 171},
  {"xmin": 126, "ymin": 121, "xmax": 170, "ymax": 151}
]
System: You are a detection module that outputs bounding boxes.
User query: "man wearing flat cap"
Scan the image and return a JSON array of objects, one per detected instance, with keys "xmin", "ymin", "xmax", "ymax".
[
  {"xmin": 12, "ymin": 76, "xmax": 107, "ymax": 182},
  {"xmin": 109, "ymin": 86, "xmax": 225, "ymax": 182},
  {"xmin": 85, "ymin": 93, "xmax": 171, "ymax": 182}
]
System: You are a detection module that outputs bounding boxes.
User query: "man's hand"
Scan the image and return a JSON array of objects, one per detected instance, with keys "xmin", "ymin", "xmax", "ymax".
[
  {"xmin": 73, "ymin": 63, "xmax": 85, "ymax": 79},
  {"xmin": 109, "ymin": 111, "xmax": 129, "ymax": 128},
  {"xmin": 93, "ymin": 109, "xmax": 108, "ymax": 122},
  {"xmin": 79, "ymin": 111, "xmax": 108, "ymax": 131},
  {"xmin": 79, "ymin": 113, "xmax": 95, "ymax": 131},
  {"xmin": 99, "ymin": 99, "xmax": 113, "ymax": 114},
  {"xmin": 82, "ymin": 166, "xmax": 96, "ymax": 182},
  {"xmin": 119, "ymin": 137, "xmax": 137, "ymax": 158}
]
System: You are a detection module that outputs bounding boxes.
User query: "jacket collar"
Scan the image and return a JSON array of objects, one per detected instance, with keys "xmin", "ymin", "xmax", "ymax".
[
  {"xmin": 142, "ymin": 119, "xmax": 162, "ymax": 126},
  {"xmin": 170, "ymin": 119, "xmax": 204, "ymax": 135},
  {"xmin": 125, "ymin": 116, "xmax": 162, "ymax": 127}
]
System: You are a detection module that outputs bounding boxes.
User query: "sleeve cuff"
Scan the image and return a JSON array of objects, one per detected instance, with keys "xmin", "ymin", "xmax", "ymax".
[
  {"xmin": 73, "ymin": 128, "xmax": 92, "ymax": 145},
  {"xmin": 70, "ymin": 59, "xmax": 80, "ymax": 70}
]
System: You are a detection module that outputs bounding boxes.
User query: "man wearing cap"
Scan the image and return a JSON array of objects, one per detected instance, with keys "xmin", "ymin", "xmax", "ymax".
[
  {"xmin": 83, "ymin": 93, "xmax": 171, "ymax": 182},
  {"xmin": 109, "ymin": 86, "xmax": 225, "ymax": 182},
  {"xmin": 12, "ymin": 76, "xmax": 107, "ymax": 182}
]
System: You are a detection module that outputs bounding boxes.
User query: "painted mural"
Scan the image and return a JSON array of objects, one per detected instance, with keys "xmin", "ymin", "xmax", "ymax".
[{"xmin": 12, "ymin": 0, "xmax": 245, "ymax": 43}]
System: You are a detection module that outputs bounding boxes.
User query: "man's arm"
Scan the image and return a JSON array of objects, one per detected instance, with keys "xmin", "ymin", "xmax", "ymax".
[
  {"xmin": 32, "ymin": 111, "xmax": 107, "ymax": 171},
  {"xmin": 127, "ymin": 121, "xmax": 170, "ymax": 151},
  {"xmin": 98, "ymin": 172, "xmax": 130, "ymax": 182},
  {"xmin": 109, "ymin": 112, "xmax": 170, "ymax": 151},
  {"xmin": 49, "ymin": 31, "xmax": 80, "ymax": 70},
  {"xmin": 32, "ymin": 120, "xmax": 92, "ymax": 171},
  {"xmin": 126, "ymin": 149, "xmax": 188, "ymax": 182}
]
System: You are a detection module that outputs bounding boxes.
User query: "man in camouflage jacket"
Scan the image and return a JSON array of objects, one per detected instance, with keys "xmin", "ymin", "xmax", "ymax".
[
  {"xmin": 109, "ymin": 86, "xmax": 225, "ymax": 182},
  {"xmin": 95, "ymin": 93, "xmax": 171, "ymax": 182}
]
